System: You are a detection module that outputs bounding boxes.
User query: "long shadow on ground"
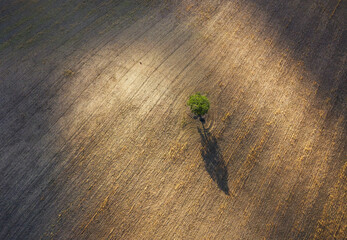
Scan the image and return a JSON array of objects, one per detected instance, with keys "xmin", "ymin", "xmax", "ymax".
[{"xmin": 198, "ymin": 123, "xmax": 229, "ymax": 195}]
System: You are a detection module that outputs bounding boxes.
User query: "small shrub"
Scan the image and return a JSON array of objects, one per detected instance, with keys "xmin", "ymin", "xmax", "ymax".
[{"xmin": 63, "ymin": 69, "xmax": 74, "ymax": 77}]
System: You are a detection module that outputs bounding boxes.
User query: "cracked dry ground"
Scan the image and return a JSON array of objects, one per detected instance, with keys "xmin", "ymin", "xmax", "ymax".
[{"xmin": 0, "ymin": 0, "xmax": 346, "ymax": 239}]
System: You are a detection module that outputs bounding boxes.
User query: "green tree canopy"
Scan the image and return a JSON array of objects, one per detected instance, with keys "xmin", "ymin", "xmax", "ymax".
[{"xmin": 187, "ymin": 92, "xmax": 210, "ymax": 117}]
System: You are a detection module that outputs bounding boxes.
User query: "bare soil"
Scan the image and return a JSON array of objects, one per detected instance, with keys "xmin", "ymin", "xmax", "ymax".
[{"xmin": 0, "ymin": 0, "xmax": 346, "ymax": 239}]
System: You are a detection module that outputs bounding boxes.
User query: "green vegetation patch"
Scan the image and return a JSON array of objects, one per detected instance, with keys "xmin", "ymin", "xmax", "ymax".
[{"xmin": 187, "ymin": 92, "xmax": 210, "ymax": 117}]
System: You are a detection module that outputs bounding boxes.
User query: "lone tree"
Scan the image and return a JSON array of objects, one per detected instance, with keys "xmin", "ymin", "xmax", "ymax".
[{"xmin": 187, "ymin": 92, "xmax": 210, "ymax": 119}]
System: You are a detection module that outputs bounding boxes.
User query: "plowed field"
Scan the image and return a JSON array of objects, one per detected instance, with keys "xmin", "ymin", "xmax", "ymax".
[{"xmin": 0, "ymin": 0, "xmax": 346, "ymax": 239}]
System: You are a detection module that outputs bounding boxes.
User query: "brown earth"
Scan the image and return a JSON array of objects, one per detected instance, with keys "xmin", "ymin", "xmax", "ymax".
[{"xmin": 0, "ymin": 0, "xmax": 346, "ymax": 239}]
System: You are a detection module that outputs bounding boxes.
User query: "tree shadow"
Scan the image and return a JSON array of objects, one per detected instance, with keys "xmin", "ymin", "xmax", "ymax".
[{"xmin": 198, "ymin": 123, "xmax": 229, "ymax": 195}]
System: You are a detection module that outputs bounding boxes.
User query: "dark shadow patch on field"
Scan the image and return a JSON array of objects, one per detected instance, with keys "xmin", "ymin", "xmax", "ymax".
[
  {"xmin": 0, "ymin": 1, "xmax": 168, "ymax": 239},
  {"xmin": 249, "ymin": 0, "xmax": 346, "ymax": 110},
  {"xmin": 243, "ymin": 2, "xmax": 346, "ymax": 236},
  {"xmin": 198, "ymin": 123, "xmax": 229, "ymax": 195}
]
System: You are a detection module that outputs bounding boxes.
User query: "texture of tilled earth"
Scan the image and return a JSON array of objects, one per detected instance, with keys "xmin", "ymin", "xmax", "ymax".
[{"xmin": 0, "ymin": 0, "xmax": 346, "ymax": 239}]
